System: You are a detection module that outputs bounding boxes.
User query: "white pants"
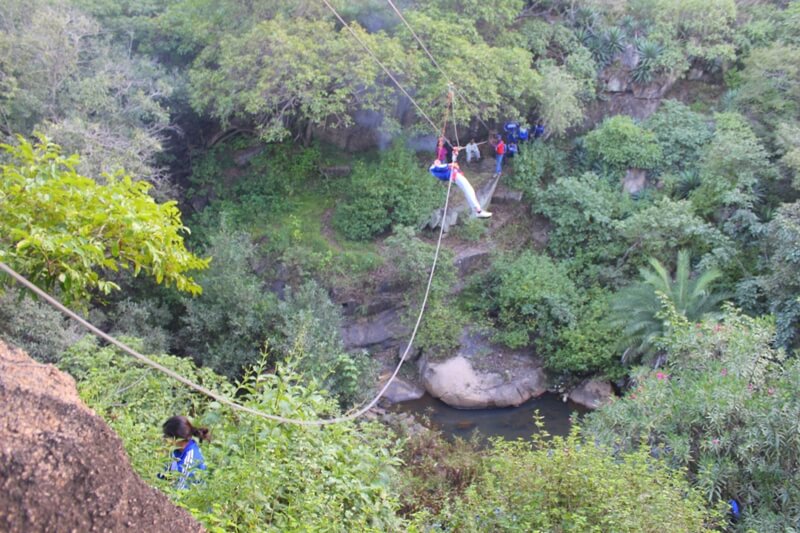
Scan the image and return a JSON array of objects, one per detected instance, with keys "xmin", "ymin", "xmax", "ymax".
[
  {"xmin": 466, "ymin": 145, "xmax": 480, "ymax": 162},
  {"xmin": 453, "ymin": 171, "xmax": 482, "ymax": 213}
]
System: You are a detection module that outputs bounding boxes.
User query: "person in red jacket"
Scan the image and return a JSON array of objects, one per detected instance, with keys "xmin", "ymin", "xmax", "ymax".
[{"xmin": 494, "ymin": 135, "xmax": 505, "ymax": 178}]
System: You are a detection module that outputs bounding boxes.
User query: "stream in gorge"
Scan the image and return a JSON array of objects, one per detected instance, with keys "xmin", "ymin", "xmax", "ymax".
[{"xmin": 391, "ymin": 392, "xmax": 589, "ymax": 444}]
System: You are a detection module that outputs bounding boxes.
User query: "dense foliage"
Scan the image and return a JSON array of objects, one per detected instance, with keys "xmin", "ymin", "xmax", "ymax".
[
  {"xmin": 587, "ymin": 305, "xmax": 800, "ymax": 531},
  {"xmin": 438, "ymin": 429, "xmax": 720, "ymax": 532},
  {"xmin": 0, "ymin": 136, "xmax": 208, "ymax": 304},
  {"xmin": 62, "ymin": 337, "xmax": 404, "ymax": 532},
  {"xmin": 6, "ymin": 0, "xmax": 800, "ymax": 530}
]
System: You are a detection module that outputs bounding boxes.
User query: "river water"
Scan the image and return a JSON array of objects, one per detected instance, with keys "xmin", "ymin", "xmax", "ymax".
[{"xmin": 392, "ymin": 392, "xmax": 589, "ymax": 444}]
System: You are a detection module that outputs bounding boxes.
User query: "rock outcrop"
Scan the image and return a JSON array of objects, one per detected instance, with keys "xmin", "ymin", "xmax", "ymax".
[
  {"xmin": 0, "ymin": 341, "xmax": 203, "ymax": 532},
  {"xmin": 419, "ymin": 330, "xmax": 547, "ymax": 409}
]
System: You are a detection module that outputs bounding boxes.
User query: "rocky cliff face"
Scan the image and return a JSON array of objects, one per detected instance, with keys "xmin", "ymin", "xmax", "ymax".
[{"xmin": 0, "ymin": 341, "xmax": 203, "ymax": 533}]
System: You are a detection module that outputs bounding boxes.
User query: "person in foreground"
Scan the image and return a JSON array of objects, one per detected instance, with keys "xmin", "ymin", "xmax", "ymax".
[
  {"xmin": 162, "ymin": 415, "xmax": 209, "ymax": 488},
  {"xmin": 429, "ymin": 148, "xmax": 492, "ymax": 218}
]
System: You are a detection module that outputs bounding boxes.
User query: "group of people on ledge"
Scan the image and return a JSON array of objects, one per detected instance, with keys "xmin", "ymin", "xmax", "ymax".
[{"xmin": 430, "ymin": 120, "xmax": 545, "ymax": 219}]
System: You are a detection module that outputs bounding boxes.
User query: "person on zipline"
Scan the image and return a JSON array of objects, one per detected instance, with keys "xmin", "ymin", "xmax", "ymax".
[{"xmin": 429, "ymin": 147, "xmax": 492, "ymax": 218}]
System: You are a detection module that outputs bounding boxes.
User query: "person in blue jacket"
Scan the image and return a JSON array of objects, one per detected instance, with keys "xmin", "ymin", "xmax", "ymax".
[
  {"xmin": 162, "ymin": 415, "xmax": 209, "ymax": 489},
  {"xmin": 430, "ymin": 148, "xmax": 492, "ymax": 218},
  {"xmin": 504, "ymin": 121, "xmax": 519, "ymax": 143}
]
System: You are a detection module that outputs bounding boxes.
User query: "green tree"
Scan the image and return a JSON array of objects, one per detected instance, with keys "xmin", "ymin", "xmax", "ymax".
[
  {"xmin": 274, "ymin": 280, "xmax": 377, "ymax": 406},
  {"xmin": 0, "ymin": 136, "xmax": 208, "ymax": 305},
  {"xmin": 179, "ymin": 223, "xmax": 276, "ymax": 378},
  {"xmin": 610, "ymin": 250, "xmax": 725, "ymax": 364},
  {"xmin": 532, "ymin": 62, "xmax": 585, "ymax": 136},
  {"xmin": 531, "ymin": 172, "xmax": 628, "ymax": 284},
  {"xmin": 734, "ymin": 44, "xmax": 800, "ymax": 152},
  {"xmin": 632, "ymin": 0, "xmax": 738, "ymax": 68},
  {"xmin": 761, "ymin": 201, "xmax": 800, "ymax": 349},
  {"xmin": 615, "ymin": 197, "xmax": 736, "ymax": 272},
  {"xmin": 480, "ymin": 252, "xmax": 580, "ymax": 358},
  {"xmin": 644, "ymin": 99, "xmax": 713, "ymax": 173},
  {"xmin": 552, "ymin": 291, "xmax": 625, "ymax": 379},
  {"xmin": 0, "ymin": 0, "xmax": 174, "ymax": 186},
  {"xmin": 333, "ymin": 142, "xmax": 441, "ymax": 241},
  {"xmin": 384, "ymin": 225, "xmax": 461, "ymax": 354},
  {"xmin": 691, "ymin": 113, "xmax": 775, "ymax": 218},
  {"xmin": 189, "ymin": 16, "xmax": 405, "ymax": 142}
]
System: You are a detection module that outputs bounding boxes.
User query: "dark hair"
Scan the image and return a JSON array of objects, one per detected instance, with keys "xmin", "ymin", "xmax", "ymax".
[{"xmin": 162, "ymin": 415, "xmax": 211, "ymax": 443}]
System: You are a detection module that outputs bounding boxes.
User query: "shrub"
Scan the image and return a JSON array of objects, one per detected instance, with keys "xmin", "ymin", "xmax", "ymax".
[
  {"xmin": 615, "ymin": 197, "xmax": 736, "ymax": 272},
  {"xmin": 584, "ymin": 115, "xmax": 663, "ymax": 177},
  {"xmin": 506, "ymin": 141, "xmax": 568, "ymax": 194},
  {"xmin": 551, "ymin": 291, "xmax": 625, "ymax": 379},
  {"xmin": 532, "ymin": 172, "xmax": 629, "ymax": 284},
  {"xmin": 691, "ymin": 112, "xmax": 776, "ymax": 218},
  {"xmin": 179, "ymin": 224, "xmax": 278, "ymax": 378},
  {"xmin": 610, "ymin": 250, "xmax": 726, "ymax": 364},
  {"xmin": 274, "ymin": 280, "xmax": 377, "ymax": 406},
  {"xmin": 481, "ymin": 252, "xmax": 580, "ymax": 358},
  {"xmin": 586, "ymin": 305, "xmax": 800, "ymax": 531},
  {"xmin": 644, "ymin": 99, "xmax": 713, "ymax": 173},
  {"xmin": 384, "ymin": 226, "xmax": 461, "ymax": 354},
  {"xmin": 434, "ymin": 427, "xmax": 720, "ymax": 532},
  {"xmin": 0, "ymin": 288, "xmax": 81, "ymax": 363},
  {"xmin": 333, "ymin": 143, "xmax": 441, "ymax": 241}
]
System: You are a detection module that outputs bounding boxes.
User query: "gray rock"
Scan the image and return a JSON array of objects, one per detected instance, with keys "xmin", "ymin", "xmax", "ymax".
[
  {"xmin": 340, "ymin": 307, "xmax": 409, "ymax": 350},
  {"xmin": 420, "ymin": 354, "xmax": 547, "ymax": 409},
  {"xmin": 419, "ymin": 330, "xmax": 547, "ymax": 409},
  {"xmin": 455, "ymin": 249, "xmax": 491, "ymax": 277},
  {"xmin": 380, "ymin": 376, "xmax": 425, "ymax": 404},
  {"xmin": 569, "ymin": 380, "xmax": 614, "ymax": 410},
  {"xmin": 233, "ymin": 145, "xmax": 264, "ymax": 166},
  {"xmin": 491, "ymin": 188, "xmax": 523, "ymax": 204},
  {"xmin": 606, "ymin": 75, "xmax": 627, "ymax": 93},
  {"xmin": 623, "ymin": 168, "xmax": 647, "ymax": 195}
]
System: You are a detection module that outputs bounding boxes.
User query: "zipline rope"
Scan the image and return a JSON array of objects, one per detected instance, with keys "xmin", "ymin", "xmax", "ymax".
[
  {"xmin": 320, "ymin": 0, "xmax": 443, "ymax": 138},
  {"xmin": 0, "ymin": 171, "xmax": 450, "ymax": 426},
  {"xmin": 0, "ymin": 1, "xmax": 467, "ymax": 426},
  {"xmin": 384, "ymin": 0, "xmax": 492, "ymax": 134}
]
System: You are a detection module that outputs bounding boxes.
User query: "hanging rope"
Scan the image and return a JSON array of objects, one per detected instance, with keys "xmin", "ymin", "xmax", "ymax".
[
  {"xmin": 385, "ymin": 0, "xmax": 492, "ymax": 134},
  {"xmin": 0, "ymin": 179, "xmax": 451, "ymax": 426},
  {"xmin": 0, "ymin": 2, "xmax": 467, "ymax": 427},
  {"xmin": 0, "ymin": 94, "xmax": 459, "ymax": 427}
]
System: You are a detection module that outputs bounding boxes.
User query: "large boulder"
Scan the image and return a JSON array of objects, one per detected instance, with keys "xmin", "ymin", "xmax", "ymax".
[
  {"xmin": 419, "ymin": 330, "xmax": 547, "ymax": 409},
  {"xmin": 0, "ymin": 341, "xmax": 203, "ymax": 532},
  {"xmin": 568, "ymin": 379, "xmax": 615, "ymax": 410}
]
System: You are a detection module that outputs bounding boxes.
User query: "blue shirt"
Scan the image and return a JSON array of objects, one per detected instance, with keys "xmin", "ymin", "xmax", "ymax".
[
  {"xmin": 518, "ymin": 127, "xmax": 529, "ymax": 141},
  {"xmin": 429, "ymin": 162, "xmax": 452, "ymax": 181},
  {"xmin": 168, "ymin": 439, "xmax": 206, "ymax": 489}
]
